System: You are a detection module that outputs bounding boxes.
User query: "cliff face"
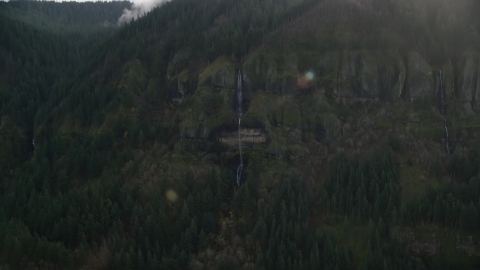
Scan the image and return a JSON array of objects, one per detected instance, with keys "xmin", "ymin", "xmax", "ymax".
[
  {"xmin": 440, "ymin": 62, "xmax": 455, "ymax": 101},
  {"xmin": 459, "ymin": 53, "xmax": 480, "ymax": 114},
  {"xmin": 209, "ymin": 51, "xmax": 454, "ymax": 103},
  {"xmin": 170, "ymin": 47, "xmax": 480, "ymax": 156},
  {"xmin": 189, "ymin": 49, "xmax": 480, "ymax": 105},
  {"xmin": 260, "ymin": 50, "xmax": 478, "ymax": 107},
  {"xmin": 406, "ymin": 52, "xmax": 434, "ymax": 101},
  {"xmin": 332, "ymin": 51, "xmax": 381, "ymax": 100}
]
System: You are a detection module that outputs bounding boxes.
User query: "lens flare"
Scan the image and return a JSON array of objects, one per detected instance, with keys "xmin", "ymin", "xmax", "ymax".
[
  {"xmin": 297, "ymin": 70, "xmax": 315, "ymax": 88},
  {"xmin": 165, "ymin": 189, "xmax": 178, "ymax": 202},
  {"xmin": 306, "ymin": 71, "xmax": 314, "ymax": 80},
  {"xmin": 297, "ymin": 77, "xmax": 308, "ymax": 88}
]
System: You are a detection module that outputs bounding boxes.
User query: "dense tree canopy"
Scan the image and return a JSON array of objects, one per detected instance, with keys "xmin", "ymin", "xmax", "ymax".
[{"xmin": 1, "ymin": 0, "xmax": 480, "ymax": 269}]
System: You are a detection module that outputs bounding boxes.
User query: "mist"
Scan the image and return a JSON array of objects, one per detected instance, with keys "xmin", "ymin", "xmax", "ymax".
[{"xmin": 117, "ymin": 0, "xmax": 169, "ymax": 25}]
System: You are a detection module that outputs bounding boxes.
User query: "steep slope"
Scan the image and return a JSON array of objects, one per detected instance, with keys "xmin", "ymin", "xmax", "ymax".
[
  {"xmin": 0, "ymin": 1, "xmax": 130, "ymax": 178},
  {"xmin": 0, "ymin": 1, "xmax": 131, "ymax": 39},
  {"xmin": 2, "ymin": 0, "xmax": 480, "ymax": 269},
  {"xmin": 0, "ymin": 15, "xmax": 82, "ymax": 177}
]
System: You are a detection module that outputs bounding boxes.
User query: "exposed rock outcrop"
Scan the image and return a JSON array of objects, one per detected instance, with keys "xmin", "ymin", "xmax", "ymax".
[
  {"xmin": 336, "ymin": 51, "xmax": 359, "ymax": 99},
  {"xmin": 242, "ymin": 53, "xmax": 299, "ymax": 96},
  {"xmin": 211, "ymin": 65, "xmax": 235, "ymax": 89},
  {"xmin": 325, "ymin": 51, "xmax": 406, "ymax": 101},
  {"xmin": 406, "ymin": 52, "xmax": 434, "ymax": 101},
  {"xmin": 459, "ymin": 53, "xmax": 479, "ymax": 113},
  {"xmin": 477, "ymin": 61, "xmax": 480, "ymax": 106},
  {"xmin": 391, "ymin": 227, "xmax": 439, "ymax": 255},
  {"xmin": 411, "ymin": 240, "xmax": 439, "ymax": 255},
  {"xmin": 175, "ymin": 49, "xmax": 480, "ymax": 159},
  {"xmin": 457, "ymin": 240, "xmax": 480, "ymax": 256},
  {"xmin": 179, "ymin": 113, "xmax": 211, "ymax": 140},
  {"xmin": 264, "ymin": 63, "xmax": 298, "ymax": 96},
  {"xmin": 219, "ymin": 128, "xmax": 268, "ymax": 145},
  {"xmin": 333, "ymin": 51, "xmax": 377, "ymax": 99},
  {"xmin": 438, "ymin": 62, "xmax": 455, "ymax": 100},
  {"xmin": 360, "ymin": 52, "xmax": 380, "ymax": 98},
  {"xmin": 199, "ymin": 58, "xmax": 235, "ymax": 89},
  {"xmin": 168, "ymin": 70, "xmax": 190, "ymax": 103},
  {"xmin": 386, "ymin": 53, "xmax": 406, "ymax": 99}
]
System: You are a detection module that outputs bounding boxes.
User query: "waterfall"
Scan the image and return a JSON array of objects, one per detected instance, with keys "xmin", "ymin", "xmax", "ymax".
[
  {"xmin": 439, "ymin": 70, "xmax": 451, "ymax": 154},
  {"xmin": 236, "ymin": 71, "xmax": 243, "ymax": 186}
]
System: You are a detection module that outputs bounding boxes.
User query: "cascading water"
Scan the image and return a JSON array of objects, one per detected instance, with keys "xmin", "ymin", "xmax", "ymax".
[
  {"xmin": 236, "ymin": 71, "xmax": 243, "ymax": 186},
  {"xmin": 439, "ymin": 70, "xmax": 451, "ymax": 154}
]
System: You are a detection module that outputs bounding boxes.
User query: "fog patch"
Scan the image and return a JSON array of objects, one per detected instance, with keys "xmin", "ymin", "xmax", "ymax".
[{"xmin": 118, "ymin": 0, "xmax": 169, "ymax": 25}]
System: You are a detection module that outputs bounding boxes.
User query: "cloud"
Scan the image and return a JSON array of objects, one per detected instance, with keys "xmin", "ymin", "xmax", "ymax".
[{"xmin": 118, "ymin": 0, "xmax": 169, "ymax": 25}]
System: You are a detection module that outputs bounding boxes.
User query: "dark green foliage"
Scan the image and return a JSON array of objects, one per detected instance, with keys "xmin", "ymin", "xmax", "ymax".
[
  {"xmin": 0, "ymin": 1, "xmax": 131, "ymax": 37},
  {"xmin": 0, "ymin": 153, "xmax": 231, "ymax": 268},
  {"xmin": 398, "ymin": 146, "xmax": 480, "ymax": 230},
  {"xmin": 386, "ymin": 133, "xmax": 404, "ymax": 154},
  {"xmin": 448, "ymin": 148, "xmax": 480, "ymax": 183},
  {"xmin": 2, "ymin": 0, "xmax": 480, "ymax": 269},
  {"xmin": 401, "ymin": 178, "xmax": 480, "ymax": 231},
  {"xmin": 322, "ymin": 147, "xmax": 400, "ymax": 222},
  {"xmin": 0, "ymin": 16, "xmax": 77, "ymax": 171},
  {"xmin": 0, "ymin": 0, "xmax": 129, "ymax": 176},
  {"xmin": 246, "ymin": 176, "xmax": 353, "ymax": 270}
]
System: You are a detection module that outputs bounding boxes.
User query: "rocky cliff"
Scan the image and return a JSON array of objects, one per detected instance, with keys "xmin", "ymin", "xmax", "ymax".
[
  {"xmin": 459, "ymin": 53, "xmax": 480, "ymax": 114},
  {"xmin": 168, "ymin": 47, "xmax": 480, "ymax": 160}
]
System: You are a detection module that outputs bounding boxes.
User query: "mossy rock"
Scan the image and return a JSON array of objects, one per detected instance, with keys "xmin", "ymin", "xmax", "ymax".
[
  {"xmin": 458, "ymin": 52, "xmax": 480, "ymax": 114},
  {"xmin": 287, "ymin": 144, "xmax": 309, "ymax": 157},
  {"xmin": 265, "ymin": 140, "xmax": 287, "ymax": 157},
  {"xmin": 241, "ymin": 91, "xmax": 273, "ymax": 131},
  {"xmin": 406, "ymin": 52, "xmax": 434, "ymax": 101},
  {"xmin": 174, "ymin": 140, "xmax": 212, "ymax": 153},
  {"xmin": 243, "ymin": 51, "xmax": 301, "ymax": 96},
  {"xmin": 118, "ymin": 59, "xmax": 148, "ymax": 96},
  {"xmin": 198, "ymin": 58, "xmax": 235, "ymax": 89},
  {"xmin": 358, "ymin": 51, "xmax": 379, "ymax": 98},
  {"xmin": 179, "ymin": 87, "xmax": 237, "ymax": 139},
  {"xmin": 441, "ymin": 61, "xmax": 455, "ymax": 101}
]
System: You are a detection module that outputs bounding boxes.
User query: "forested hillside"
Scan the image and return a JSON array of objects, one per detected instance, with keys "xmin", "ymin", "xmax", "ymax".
[
  {"xmin": 1, "ymin": 0, "xmax": 480, "ymax": 269},
  {"xmin": 0, "ymin": 0, "xmax": 131, "ymax": 178},
  {"xmin": 0, "ymin": 1, "xmax": 131, "ymax": 36}
]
